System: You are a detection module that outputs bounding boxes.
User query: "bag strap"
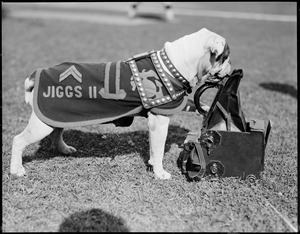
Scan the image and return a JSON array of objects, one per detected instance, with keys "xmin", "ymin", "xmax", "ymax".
[
  {"xmin": 181, "ymin": 150, "xmax": 189, "ymax": 174},
  {"xmin": 216, "ymin": 102, "xmax": 232, "ymax": 131},
  {"xmin": 187, "ymin": 142, "xmax": 206, "ymax": 180}
]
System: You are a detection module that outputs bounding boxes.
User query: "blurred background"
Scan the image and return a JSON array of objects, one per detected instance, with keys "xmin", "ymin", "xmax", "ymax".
[{"xmin": 2, "ymin": 2, "xmax": 296, "ymax": 92}]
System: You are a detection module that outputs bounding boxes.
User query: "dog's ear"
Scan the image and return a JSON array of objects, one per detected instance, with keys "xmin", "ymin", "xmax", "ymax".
[
  {"xmin": 205, "ymin": 35, "xmax": 226, "ymax": 59},
  {"xmin": 217, "ymin": 42, "xmax": 230, "ymax": 64}
]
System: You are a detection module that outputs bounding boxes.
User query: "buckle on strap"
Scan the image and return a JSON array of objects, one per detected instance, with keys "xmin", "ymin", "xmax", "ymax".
[{"xmin": 126, "ymin": 50, "xmax": 155, "ymax": 62}]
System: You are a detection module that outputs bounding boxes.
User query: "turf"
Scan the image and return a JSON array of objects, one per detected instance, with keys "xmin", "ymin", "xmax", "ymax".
[{"xmin": 2, "ymin": 3, "xmax": 297, "ymax": 232}]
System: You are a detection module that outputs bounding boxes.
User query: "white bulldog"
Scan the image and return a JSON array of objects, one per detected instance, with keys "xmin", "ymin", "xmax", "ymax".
[{"xmin": 10, "ymin": 28, "xmax": 231, "ymax": 179}]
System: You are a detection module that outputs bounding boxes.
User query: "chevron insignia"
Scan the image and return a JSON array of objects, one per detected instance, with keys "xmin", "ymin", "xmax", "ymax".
[{"xmin": 59, "ymin": 65, "xmax": 82, "ymax": 83}]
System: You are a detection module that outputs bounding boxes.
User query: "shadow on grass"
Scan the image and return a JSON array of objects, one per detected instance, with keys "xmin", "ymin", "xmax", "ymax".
[
  {"xmin": 260, "ymin": 82, "xmax": 297, "ymax": 98},
  {"xmin": 23, "ymin": 124, "xmax": 189, "ymax": 168},
  {"xmin": 59, "ymin": 208, "xmax": 129, "ymax": 232},
  {"xmin": 134, "ymin": 12, "xmax": 167, "ymax": 21}
]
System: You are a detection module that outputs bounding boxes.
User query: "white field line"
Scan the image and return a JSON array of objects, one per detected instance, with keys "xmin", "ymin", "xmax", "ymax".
[
  {"xmin": 9, "ymin": 10, "xmax": 155, "ymax": 26},
  {"xmin": 8, "ymin": 2, "xmax": 296, "ymax": 23},
  {"xmin": 266, "ymin": 201, "xmax": 298, "ymax": 232},
  {"xmin": 176, "ymin": 8, "xmax": 296, "ymax": 22}
]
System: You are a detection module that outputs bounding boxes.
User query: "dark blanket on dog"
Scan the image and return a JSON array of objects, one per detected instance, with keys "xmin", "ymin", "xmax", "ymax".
[{"xmin": 32, "ymin": 56, "xmax": 188, "ymax": 128}]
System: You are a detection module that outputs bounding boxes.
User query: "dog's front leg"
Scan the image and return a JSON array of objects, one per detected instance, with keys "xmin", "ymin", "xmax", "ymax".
[{"xmin": 147, "ymin": 112, "xmax": 171, "ymax": 179}]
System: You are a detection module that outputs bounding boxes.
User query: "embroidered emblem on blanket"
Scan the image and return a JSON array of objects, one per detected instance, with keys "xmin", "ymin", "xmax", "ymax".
[
  {"xmin": 32, "ymin": 56, "xmax": 188, "ymax": 128},
  {"xmin": 131, "ymin": 69, "xmax": 164, "ymax": 99}
]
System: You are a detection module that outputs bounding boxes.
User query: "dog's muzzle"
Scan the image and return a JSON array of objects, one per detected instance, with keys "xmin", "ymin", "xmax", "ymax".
[{"xmin": 201, "ymin": 57, "xmax": 231, "ymax": 84}]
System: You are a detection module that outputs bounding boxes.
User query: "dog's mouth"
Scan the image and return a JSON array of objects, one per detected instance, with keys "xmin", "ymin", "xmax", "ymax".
[
  {"xmin": 204, "ymin": 71, "xmax": 226, "ymax": 83},
  {"xmin": 199, "ymin": 69, "xmax": 226, "ymax": 85}
]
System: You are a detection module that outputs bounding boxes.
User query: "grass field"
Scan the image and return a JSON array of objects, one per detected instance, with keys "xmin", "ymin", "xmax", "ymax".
[{"xmin": 2, "ymin": 2, "xmax": 297, "ymax": 232}]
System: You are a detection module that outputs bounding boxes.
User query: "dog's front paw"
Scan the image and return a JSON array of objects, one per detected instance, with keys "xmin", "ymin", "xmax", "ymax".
[
  {"xmin": 10, "ymin": 165, "xmax": 26, "ymax": 177},
  {"xmin": 154, "ymin": 169, "xmax": 171, "ymax": 180}
]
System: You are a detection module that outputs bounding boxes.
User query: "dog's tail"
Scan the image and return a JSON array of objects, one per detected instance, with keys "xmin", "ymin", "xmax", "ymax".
[{"xmin": 24, "ymin": 77, "xmax": 35, "ymax": 104}]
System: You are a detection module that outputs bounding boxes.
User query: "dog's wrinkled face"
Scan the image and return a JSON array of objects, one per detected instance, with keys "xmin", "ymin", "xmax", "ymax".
[
  {"xmin": 209, "ymin": 42, "xmax": 231, "ymax": 78},
  {"xmin": 197, "ymin": 40, "xmax": 231, "ymax": 85}
]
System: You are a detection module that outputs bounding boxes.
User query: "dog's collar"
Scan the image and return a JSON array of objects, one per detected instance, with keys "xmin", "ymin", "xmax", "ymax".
[{"xmin": 159, "ymin": 49, "xmax": 192, "ymax": 93}]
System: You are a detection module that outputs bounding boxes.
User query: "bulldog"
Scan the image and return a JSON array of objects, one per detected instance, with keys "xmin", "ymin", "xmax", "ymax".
[{"xmin": 10, "ymin": 28, "xmax": 231, "ymax": 179}]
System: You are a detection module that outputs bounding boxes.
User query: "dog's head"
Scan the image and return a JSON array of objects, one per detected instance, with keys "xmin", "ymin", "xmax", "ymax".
[
  {"xmin": 163, "ymin": 28, "xmax": 231, "ymax": 87},
  {"xmin": 196, "ymin": 35, "xmax": 231, "ymax": 85}
]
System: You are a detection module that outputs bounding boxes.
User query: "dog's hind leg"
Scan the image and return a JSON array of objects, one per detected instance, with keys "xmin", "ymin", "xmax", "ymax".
[
  {"xmin": 147, "ymin": 112, "xmax": 171, "ymax": 179},
  {"xmin": 11, "ymin": 111, "xmax": 54, "ymax": 176},
  {"xmin": 50, "ymin": 128, "xmax": 77, "ymax": 154}
]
